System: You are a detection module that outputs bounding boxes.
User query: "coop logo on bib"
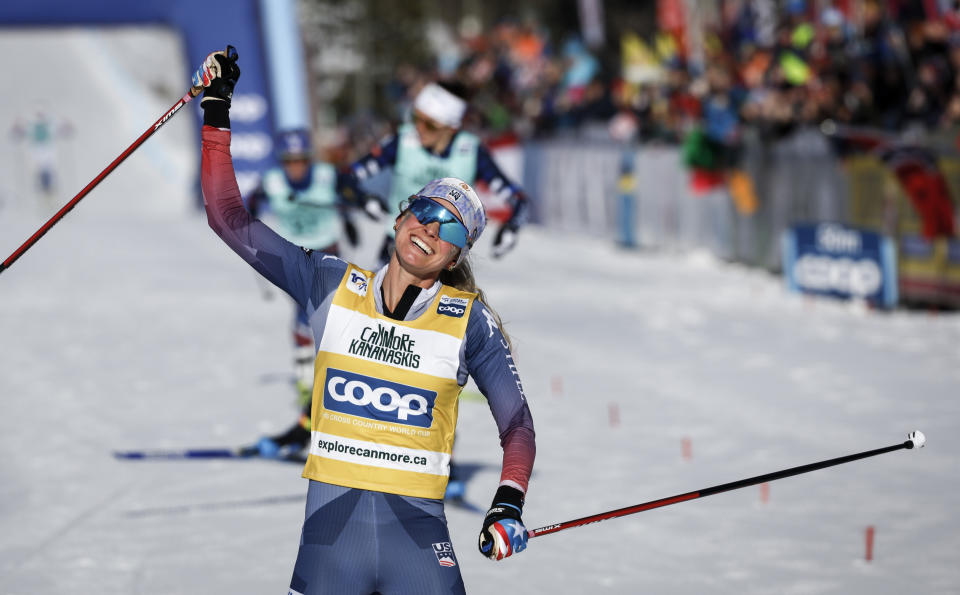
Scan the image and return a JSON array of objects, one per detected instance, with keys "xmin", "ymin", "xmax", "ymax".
[
  {"xmin": 323, "ymin": 368, "xmax": 436, "ymax": 427},
  {"xmin": 437, "ymin": 295, "xmax": 468, "ymax": 318}
]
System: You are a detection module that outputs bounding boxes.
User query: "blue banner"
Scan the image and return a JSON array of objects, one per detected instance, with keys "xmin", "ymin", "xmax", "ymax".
[{"xmin": 782, "ymin": 222, "xmax": 898, "ymax": 308}]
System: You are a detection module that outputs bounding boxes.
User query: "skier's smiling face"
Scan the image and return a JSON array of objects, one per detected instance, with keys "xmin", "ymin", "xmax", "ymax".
[{"xmin": 393, "ymin": 198, "xmax": 463, "ymax": 278}]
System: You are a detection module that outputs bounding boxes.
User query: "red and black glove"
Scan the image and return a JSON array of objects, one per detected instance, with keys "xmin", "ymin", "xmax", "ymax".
[
  {"xmin": 193, "ymin": 46, "xmax": 240, "ymax": 128},
  {"xmin": 478, "ymin": 485, "xmax": 528, "ymax": 560}
]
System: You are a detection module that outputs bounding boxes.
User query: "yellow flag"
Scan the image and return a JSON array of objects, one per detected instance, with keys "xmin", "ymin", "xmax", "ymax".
[
  {"xmin": 780, "ymin": 52, "xmax": 811, "ymax": 85},
  {"xmin": 655, "ymin": 32, "xmax": 678, "ymax": 61},
  {"xmin": 622, "ymin": 32, "xmax": 663, "ymax": 83}
]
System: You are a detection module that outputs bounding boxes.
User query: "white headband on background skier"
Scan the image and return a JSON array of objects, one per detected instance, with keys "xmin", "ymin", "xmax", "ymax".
[{"xmin": 413, "ymin": 83, "xmax": 467, "ymax": 129}]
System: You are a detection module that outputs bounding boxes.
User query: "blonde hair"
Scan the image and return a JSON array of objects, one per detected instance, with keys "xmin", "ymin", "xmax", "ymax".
[{"xmin": 439, "ymin": 256, "xmax": 512, "ymax": 352}]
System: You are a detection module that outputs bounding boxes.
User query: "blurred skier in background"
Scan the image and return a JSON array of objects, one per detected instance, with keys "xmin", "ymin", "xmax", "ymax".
[
  {"xmin": 244, "ymin": 128, "xmax": 374, "ymax": 459},
  {"xmin": 351, "ymin": 81, "xmax": 532, "ymax": 266},
  {"xmin": 351, "ymin": 81, "xmax": 534, "ymax": 498},
  {"xmin": 10, "ymin": 109, "xmax": 73, "ymax": 205},
  {"xmin": 195, "ymin": 47, "xmax": 536, "ymax": 592}
]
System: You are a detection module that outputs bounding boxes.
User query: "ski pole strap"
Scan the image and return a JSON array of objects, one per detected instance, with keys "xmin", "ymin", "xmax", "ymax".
[
  {"xmin": 487, "ymin": 485, "xmax": 524, "ymax": 516},
  {"xmin": 494, "ymin": 502, "xmax": 522, "ymax": 516}
]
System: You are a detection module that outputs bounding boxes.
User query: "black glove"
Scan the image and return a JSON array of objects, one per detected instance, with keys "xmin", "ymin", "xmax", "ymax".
[
  {"xmin": 491, "ymin": 223, "xmax": 519, "ymax": 259},
  {"xmin": 193, "ymin": 46, "xmax": 241, "ymax": 128},
  {"xmin": 363, "ymin": 194, "xmax": 389, "ymax": 221},
  {"xmin": 478, "ymin": 485, "xmax": 528, "ymax": 560},
  {"xmin": 343, "ymin": 217, "xmax": 359, "ymax": 248}
]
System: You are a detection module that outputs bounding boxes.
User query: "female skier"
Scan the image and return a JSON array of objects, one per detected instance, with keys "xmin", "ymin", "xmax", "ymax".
[{"xmin": 195, "ymin": 48, "xmax": 535, "ymax": 594}]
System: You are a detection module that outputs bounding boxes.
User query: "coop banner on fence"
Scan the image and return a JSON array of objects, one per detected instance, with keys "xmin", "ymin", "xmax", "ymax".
[{"xmin": 782, "ymin": 222, "xmax": 898, "ymax": 308}]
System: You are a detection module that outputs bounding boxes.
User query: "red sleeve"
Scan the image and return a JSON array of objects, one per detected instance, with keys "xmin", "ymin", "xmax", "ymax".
[
  {"xmin": 500, "ymin": 426, "xmax": 536, "ymax": 494},
  {"xmin": 201, "ymin": 126, "xmax": 316, "ymax": 306},
  {"xmin": 465, "ymin": 302, "xmax": 536, "ymax": 494}
]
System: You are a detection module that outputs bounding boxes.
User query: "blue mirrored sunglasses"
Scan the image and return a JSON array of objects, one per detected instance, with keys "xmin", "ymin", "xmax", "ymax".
[{"xmin": 406, "ymin": 197, "xmax": 469, "ymax": 248}]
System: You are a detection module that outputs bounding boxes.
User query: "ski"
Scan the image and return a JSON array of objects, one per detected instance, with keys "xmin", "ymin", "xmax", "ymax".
[
  {"xmin": 113, "ymin": 446, "xmax": 307, "ymax": 463},
  {"xmin": 115, "ymin": 450, "xmax": 488, "ymax": 510}
]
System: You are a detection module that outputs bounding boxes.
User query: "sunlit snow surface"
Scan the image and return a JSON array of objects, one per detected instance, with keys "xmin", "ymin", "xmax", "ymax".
[
  {"xmin": 1, "ymin": 205, "xmax": 958, "ymax": 594},
  {"xmin": 1, "ymin": 24, "xmax": 958, "ymax": 595}
]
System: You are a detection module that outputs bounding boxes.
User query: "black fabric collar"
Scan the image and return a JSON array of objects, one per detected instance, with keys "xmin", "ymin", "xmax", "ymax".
[{"xmin": 381, "ymin": 284, "xmax": 422, "ymax": 320}]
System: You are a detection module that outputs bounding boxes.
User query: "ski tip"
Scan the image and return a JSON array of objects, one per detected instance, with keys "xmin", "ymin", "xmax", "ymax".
[{"xmin": 113, "ymin": 451, "xmax": 145, "ymax": 460}]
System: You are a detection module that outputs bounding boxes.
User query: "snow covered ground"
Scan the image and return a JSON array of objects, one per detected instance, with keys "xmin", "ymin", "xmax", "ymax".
[
  {"xmin": 0, "ymin": 28, "xmax": 196, "ymax": 218},
  {"xmin": 2, "ymin": 24, "xmax": 960, "ymax": 595},
  {"xmin": 1, "ymin": 203, "xmax": 958, "ymax": 594}
]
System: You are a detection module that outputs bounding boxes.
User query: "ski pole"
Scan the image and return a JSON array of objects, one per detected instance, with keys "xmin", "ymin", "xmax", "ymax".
[
  {"xmin": 528, "ymin": 431, "xmax": 926, "ymax": 539},
  {"xmin": 0, "ymin": 84, "xmax": 204, "ymax": 277}
]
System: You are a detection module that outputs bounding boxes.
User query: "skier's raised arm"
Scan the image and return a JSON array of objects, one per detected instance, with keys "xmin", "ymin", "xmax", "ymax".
[{"xmin": 195, "ymin": 48, "xmax": 335, "ymax": 309}]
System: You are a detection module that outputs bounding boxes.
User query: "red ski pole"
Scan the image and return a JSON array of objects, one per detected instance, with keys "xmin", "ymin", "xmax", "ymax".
[
  {"xmin": 528, "ymin": 432, "xmax": 925, "ymax": 539},
  {"xmin": 0, "ymin": 85, "xmax": 203, "ymax": 276}
]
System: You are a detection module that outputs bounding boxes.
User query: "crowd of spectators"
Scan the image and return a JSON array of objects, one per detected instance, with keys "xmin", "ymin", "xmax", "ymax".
[{"xmin": 328, "ymin": 1, "xmax": 960, "ymax": 165}]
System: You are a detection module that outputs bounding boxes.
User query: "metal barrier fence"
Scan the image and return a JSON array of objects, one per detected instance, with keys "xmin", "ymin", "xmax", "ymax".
[
  {"xmin": 523, "ymin": 128, "xmax": 955, "ymax": 275},
  {"xmin": 525, "ymin": 129, "xmax": 849, "ymax": 271}
]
